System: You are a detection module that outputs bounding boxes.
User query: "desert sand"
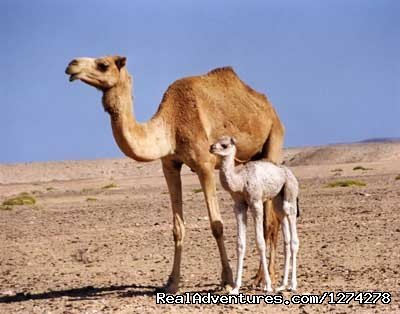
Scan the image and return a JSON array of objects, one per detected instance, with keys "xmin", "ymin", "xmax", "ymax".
[{"xmin": 0, "ymin": 142, "xmax": 399, "ymax": 313}]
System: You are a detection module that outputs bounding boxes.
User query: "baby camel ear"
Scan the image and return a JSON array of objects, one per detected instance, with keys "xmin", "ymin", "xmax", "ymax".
[
  {"xmin": 230, "ymin": 137, "xmax": 237, "ymax": 145},
  {"xmin": 114, "ymin": 56, "xmax": 127, "ymax": 70}
]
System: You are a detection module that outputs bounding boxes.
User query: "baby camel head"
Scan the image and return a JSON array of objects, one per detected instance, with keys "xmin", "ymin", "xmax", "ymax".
[
  {"xmin": 210, "ymin": 136, "xmax": 237, "ymax": 157},
  {"xmin": 65, "ymin": 55, "xmax": 127, "ymax": 90}
]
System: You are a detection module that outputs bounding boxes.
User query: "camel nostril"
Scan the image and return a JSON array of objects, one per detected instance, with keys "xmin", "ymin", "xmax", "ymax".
[{"xmin": 69, "ymin": 59, "xmax": 79, "ymax": 66}]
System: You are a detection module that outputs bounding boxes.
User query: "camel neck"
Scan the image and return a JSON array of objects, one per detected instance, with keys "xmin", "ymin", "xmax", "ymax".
[
  {"xmin": 220, "ymin": 151, "xmax": 243, "ymax": 193},
  {"xmin": 102, "ymin": 70, "xmax": 173, "ymax": 162}
]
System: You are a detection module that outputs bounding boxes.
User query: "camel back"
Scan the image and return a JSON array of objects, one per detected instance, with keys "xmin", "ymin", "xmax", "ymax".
[{"xmin": 159, "ymin": 66, "xmax": 284, "ymax": 162}]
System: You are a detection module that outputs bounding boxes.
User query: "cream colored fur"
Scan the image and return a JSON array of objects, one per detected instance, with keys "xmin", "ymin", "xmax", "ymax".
[{"xmin": 211, "ymin": 136, "xmax": 299, "ymax": 294}]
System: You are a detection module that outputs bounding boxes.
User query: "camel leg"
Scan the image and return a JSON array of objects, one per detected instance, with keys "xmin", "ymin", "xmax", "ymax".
[
  {"xmin": 230, "ymin": 202, "xmax": 248, "ymax": 295},
  {"xmin": 251, "ymin": 201, "xmax": 272, "ymax": 292},
  {"xmin": 161, "ymin": 159, "xmax": 184, "ymax": 294},
  {"xmin": 276, "ymin": 216, "xmax": 291, "ymax": 292},
  {"xmin": 197, "ymin": 164, "xmax": 233, "ymax": 292},
  {"xmin": 269, "ymin": 192, "xmax": 283, "ymax": 282},
  {"xmin": 288, "ymin": 211, "xmax": 299, "ymax": 291},
  {"xmin": 253, "ymin": 199, "xmax": 280, "ymax": 287}
]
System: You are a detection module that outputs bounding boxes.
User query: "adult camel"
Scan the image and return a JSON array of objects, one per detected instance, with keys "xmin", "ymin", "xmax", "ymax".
[{"xmin": 65, "ymin": 55, "xmax": 284, "ymax": 293}]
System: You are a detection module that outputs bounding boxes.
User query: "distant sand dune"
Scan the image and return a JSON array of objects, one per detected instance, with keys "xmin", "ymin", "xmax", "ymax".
[{"xmin": 284, "ymin": 142, "xmax": 400, "ymax": 166}]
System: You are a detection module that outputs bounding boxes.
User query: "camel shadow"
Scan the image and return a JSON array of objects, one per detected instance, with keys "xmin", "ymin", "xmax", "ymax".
[
  {"xmin": 0, "ymin": 283, "xmax": 158, "ymax": 304},
  {"xmin": 0, "ymin": 283, "xmax": 223, "ymax": 304},
  {"xmin": 119, "ymin": 283, "xmax": 220, "ymax": 298}
]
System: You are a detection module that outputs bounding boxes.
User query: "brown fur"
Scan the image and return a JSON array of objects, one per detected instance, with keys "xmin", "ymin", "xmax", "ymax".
[{"xmin": 65, "ymin": 56, "xmax": 284, "ymax": 293}]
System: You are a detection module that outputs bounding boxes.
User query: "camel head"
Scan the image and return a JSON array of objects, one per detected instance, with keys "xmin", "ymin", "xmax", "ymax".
[
  {"xmin": 210, "ymin": 136, "xmax": 237, "ymax": 157},
  {"xmin": 65, "ymin": 56, "xmax": 127, "ymax": 90}
]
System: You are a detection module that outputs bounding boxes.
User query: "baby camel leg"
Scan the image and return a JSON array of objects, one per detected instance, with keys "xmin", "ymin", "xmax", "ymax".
[
  {"xmin": 276, "ymin": 216, "xmax": 291, "ymax": 292},
  {"xmin": 252, "ymin": 201, "xmax": 273, "ymax": 292},
  {"xmin": 288, "ymin": 212, "xmax": 299, "ymax": 291},
  {"xmin": 230, "ymin": 202, "xmax": 248, "ymax": 295}
]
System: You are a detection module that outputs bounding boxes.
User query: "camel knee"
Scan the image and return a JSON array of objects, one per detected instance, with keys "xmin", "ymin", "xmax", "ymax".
[
  {"xmin": 173, "ymin": 214, "xmax": 185, "ymax": 245},
  {"xmin": 283, "ymin": 237, "xmax": 290, "ymax": 249},
  {"xmin": 255, "ymin": 233, "xmax": 266, "ymax": 253},
  {"xmin": 291, "ymin": 238, "xmax": 299, "ymax": 254},
  {"xmin": 237, "ymin": 241, "xmax": 245, "ymax": 255},
  {"xmin": 237, "ymin": 233, "xmax": 246, "ymax": 250},
  {"xmin": 257, "ymin": 240, "xmax": 266, "ymax": 253},
  {"xmin": 211, "ymin": 220, "xmax": 224, "ymax": 239},
  {"xmin": 283, "ymin": 201, "xmax": 296, "ymax": 216}
]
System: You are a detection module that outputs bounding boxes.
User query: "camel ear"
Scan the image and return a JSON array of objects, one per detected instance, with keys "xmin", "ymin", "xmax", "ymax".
[
  {"xmin": 114, "ymin": 56, "xmax": 127, "ymax": 70},
  {"xmin": 231, "ymin": 137, "xmax": 237, "ymax": 145}
]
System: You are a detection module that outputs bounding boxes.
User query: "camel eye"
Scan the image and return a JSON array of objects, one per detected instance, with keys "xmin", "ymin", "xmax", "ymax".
[
  {"xmin": 98, "ymin": 62, "xmax": 109, "ymax": 72},
  {"xmin": 221, "ymin": 144, "xmax": 228, "ymax": 149}
]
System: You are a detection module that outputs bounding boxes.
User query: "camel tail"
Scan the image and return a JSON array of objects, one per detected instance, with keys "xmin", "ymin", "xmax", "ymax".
[{"xmin": 296, "ymin": 197, "xmax": 300, "ymax": 218}]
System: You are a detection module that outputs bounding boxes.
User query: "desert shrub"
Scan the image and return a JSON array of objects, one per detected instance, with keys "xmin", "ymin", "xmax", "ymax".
[
  {"xmin": 86, "ymin": 197, "xmax": 98, "ymax": 202},
  {"xmin": 353, "ymin": 166, "xmax": 371, "ymax": 171},
  {"xmin": 395, "ymin": 175, "xmax": 400, "ymax": 180},
  {"xmin": 192, "ymin": 188, "xmax": 203, "ymax": 193},
  {"xmin": 331, "ymin": 168, "xmax": 343, "ymax": 172},
  {"xmin": 102, "ymin": 183, "xmax": 117, "ymax": 189},
  {"xmin": 2, "ymin": 193, "xmax": 36, "ymax": 206},
  {"xmin": 326, "ymin": 180, "xmax": 366, "ymax": 188}
]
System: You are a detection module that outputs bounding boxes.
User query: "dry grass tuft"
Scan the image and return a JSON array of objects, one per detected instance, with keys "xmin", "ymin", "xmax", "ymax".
[
  {"xmin": 2, "ymin": 193, "xmax": 37, "ymax": 206},
  {"xmin": 102, "ymin": 183, "xmax": 117, "ymax": 189},
  {"xmin": 327, "ymin": 180, "xmax": 366, "ymax": 188},
  {"xmin": 353, "ymin": 166, "xmax": 371, "ymax": 171},
  {"xmin": 0, "ymin": 205, "xmax": 13, "ymax": 211}
]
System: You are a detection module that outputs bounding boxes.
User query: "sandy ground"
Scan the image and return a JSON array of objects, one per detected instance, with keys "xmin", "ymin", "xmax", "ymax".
[{"xmin": 0, "ymin": 143, "xmax": 399, "ymax": 313}]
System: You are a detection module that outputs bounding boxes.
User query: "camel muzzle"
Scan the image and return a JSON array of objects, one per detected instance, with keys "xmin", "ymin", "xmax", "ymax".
[
  {"xmin": 65, "ymin": 59, "xmax": 82, "ymax": 80},
  {"xmin": 65, "ymin": 65, "xmax": 80, "ymax": 82}
]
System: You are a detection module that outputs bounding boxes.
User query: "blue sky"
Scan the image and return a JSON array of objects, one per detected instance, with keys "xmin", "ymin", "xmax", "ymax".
[{"xmin": 1, "ymin": 0, "xmax": 399, "ymax": 163}]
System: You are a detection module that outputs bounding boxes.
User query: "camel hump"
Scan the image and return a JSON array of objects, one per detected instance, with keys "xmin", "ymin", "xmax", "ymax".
[{"xmin": 207, "ymin": 66, "xmax": 237, "ymax": 77}]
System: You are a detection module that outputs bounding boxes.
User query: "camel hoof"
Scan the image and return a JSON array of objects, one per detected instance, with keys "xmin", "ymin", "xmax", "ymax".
[
  {"xmin": 221, "ymin": 269, "xmax": 234, "ymax": 293},
  {"xmin": 156, "ymin": 282, "xmax": 179, "ymax": 294},
  {"xmin": 223, "ymin": 282, "xmax": 233, "ymax": 293},
  {"xmin": 252, "ymin": 279, "xmax": 262, "ymax": 288},
  {"xmin": 229, "ymin": 288, "xmax": 240, "ymax": 295},
  {"xmin": 288, "ymin": 285, "xmax": 297, "ymax": 292},
  {"xmin": 275, "ymin": 285, "xmax": 287, "ymax": 293},
  {"xmin": 263, "ymin": 285, "xmax": 273, "ymax": 293},
  {"xmin": 252, "ymin": 272, "xmax": 264, "ymax": 288}
]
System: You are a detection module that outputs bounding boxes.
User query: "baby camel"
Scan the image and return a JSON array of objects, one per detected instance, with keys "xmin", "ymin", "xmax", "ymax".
[{"xmin": 210, "ymin": 136, "xmax": 299, "ymax": 294}]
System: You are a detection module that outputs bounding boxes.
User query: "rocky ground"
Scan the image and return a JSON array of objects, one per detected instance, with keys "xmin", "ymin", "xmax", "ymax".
[{"xmin": 0, "ymin": 143, "xmax": 399, "ymax": 313}]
